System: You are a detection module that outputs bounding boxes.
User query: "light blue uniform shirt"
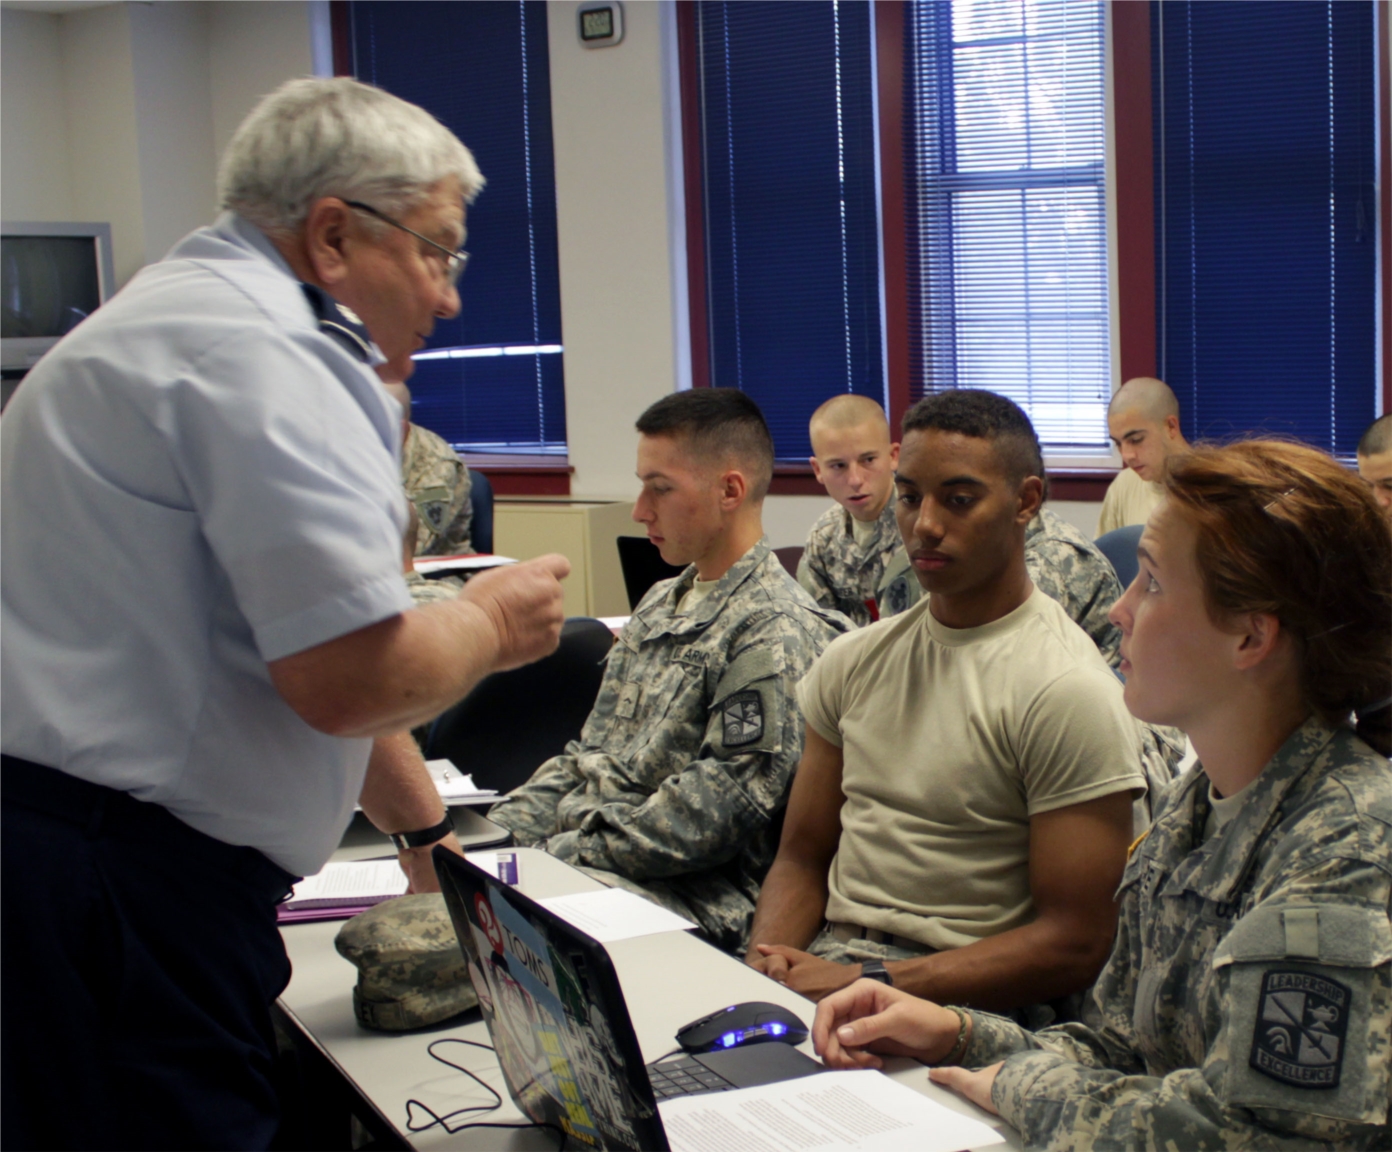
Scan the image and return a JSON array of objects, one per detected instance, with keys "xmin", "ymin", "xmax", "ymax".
[{"xmin": 1, "ymin": 213, "xmax": 414, "ymax": 875}]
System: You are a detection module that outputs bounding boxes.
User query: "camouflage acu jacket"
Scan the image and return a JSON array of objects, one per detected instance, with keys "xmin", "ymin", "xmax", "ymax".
[
  {"xmin": 797, "ymin": 500, "xmax": 901, "ymax": 627},
  {"xmin": 960, "ymin": 717, "xmax": 1392, "ymax": 1150},
  {"xmin": 403, "ymin": 422, "xmax": 472, "ymax": 557},
  {"xmin": 877, "ymin": 508, "xmax": 1123, "ymax": 667},
  {"xmin": 490, "ymin": 539, "xmax": 851, "ymax": 953}
]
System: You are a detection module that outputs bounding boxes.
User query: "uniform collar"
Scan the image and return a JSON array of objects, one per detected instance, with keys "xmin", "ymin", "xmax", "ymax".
[
  {"xmin": 214, "ymin": 212, "xmax": 386, "ymax": 367},
  {"xmin": 840, "ymin": 498, "xmax": 900, "ymax": 553},
  {"xmin": 1147, "ymin": 715, "xmax": 1336, "ymax": 905},
  {"xmin": 632, "ymin": 537, "xmax": 774, "ymax": 641}
]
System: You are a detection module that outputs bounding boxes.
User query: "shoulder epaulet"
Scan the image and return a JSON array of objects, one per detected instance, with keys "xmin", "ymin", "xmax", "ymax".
[{"xmin": 301, "ymin": 283, "xmax": 375, "ymax": 362}]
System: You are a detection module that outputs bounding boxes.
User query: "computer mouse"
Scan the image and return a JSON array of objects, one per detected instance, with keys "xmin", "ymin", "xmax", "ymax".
[{"xmin": 675, "ymin": 1002, "xmax": 810, "ymax": 1053}]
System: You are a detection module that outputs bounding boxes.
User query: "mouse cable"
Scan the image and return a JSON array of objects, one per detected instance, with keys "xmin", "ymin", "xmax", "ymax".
[{"xmin": 404, "ymin": 1038, "xmax": 569, "ymax": 1149}]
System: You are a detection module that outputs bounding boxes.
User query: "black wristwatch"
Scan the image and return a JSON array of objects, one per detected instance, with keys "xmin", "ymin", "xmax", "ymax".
[
  {"xmin": 860, "ymin": 959, "xmax": 894, "ymax": 986},
  {"xmin": 388, "ymin": 810, "xmax": 455, "ymax": 851}
]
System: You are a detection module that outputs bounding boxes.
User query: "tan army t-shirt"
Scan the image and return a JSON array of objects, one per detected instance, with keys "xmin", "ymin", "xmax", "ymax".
[
  {"xmin": 1097, "ymin": 466, "xmax": 1164, "ymax": 535},
  {"xmin": 798, "ymin": 588, "xmax": 1145, "ymax": 951}
]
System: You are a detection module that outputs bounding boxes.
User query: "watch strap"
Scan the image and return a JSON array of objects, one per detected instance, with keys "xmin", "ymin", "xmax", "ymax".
[
  {"xmin": 388, "ymin": 810, "xmax": 455, "ymax": 851},
  {"xmin": 860, "ymin": 959, "xmax": 893, "ymax": 986}
]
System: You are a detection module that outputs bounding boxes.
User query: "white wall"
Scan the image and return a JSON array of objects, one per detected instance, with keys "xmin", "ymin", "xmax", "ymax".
[
  {"xmin": 1, "ymin": 1, "xmax": 318, "ymax": 288},
  {"xmin": 207, "ymin": 1, "xmax": 318, "ymax": 162},
  {"xmin": 129, "ymin": 1, "xmax": 216, "ymax": 265},
  {"xmin": 548, "ymin": 0, "xmax": 679, "ymax": 504},
  {"xmin": 0, "ymin": 8, "xmax": 74, "ymax": 222}
]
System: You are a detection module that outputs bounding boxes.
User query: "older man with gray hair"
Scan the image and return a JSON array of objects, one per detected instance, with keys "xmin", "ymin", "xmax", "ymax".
[{"xmin": 1, "ymin": 78, "xmax": 568, "ymax": 1149}]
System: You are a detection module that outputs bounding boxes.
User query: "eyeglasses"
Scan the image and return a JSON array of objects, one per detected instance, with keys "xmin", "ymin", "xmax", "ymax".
[{"xmin": 344, "ymin": 199, "xmax": 469, "ymax": 286}]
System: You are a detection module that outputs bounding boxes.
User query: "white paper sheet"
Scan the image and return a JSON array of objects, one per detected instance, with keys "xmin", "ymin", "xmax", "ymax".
[
  {"xmin": 424, "ymin": 759, "xmax": 502, "ymax": 805},
  {"xmin": 413, "ymin": 554, "xmax": 517, "ymax": 574},
  {"xmin": 537, "ymin": 887, "xmax": 697, "ymax": 942},
  {"xmin": 288, "ymin": 860, "xmax": 407, "ymax": 906},
  {"xmin": 657, "ymin": 1068, "xmax": 1006, "ymax": 1152}
]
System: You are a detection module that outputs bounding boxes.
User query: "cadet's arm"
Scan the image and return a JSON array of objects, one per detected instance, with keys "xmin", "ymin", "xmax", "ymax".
[
  {"xmin": 744, "ymin": 725, "xmax": 845, "ymax": 969},
  {"xmin": 879, "ymin": 790, "xmax": 1133, "ymax": 1010},
  {"xmin": 267, "ymin": 554, "xmax": 569, "ymax": 738}
]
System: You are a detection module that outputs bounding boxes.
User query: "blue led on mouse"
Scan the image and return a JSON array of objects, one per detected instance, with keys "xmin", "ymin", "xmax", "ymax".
[{"xmin": 675, "ymin": 1002, "xmax": 809, "ymax": 1054}]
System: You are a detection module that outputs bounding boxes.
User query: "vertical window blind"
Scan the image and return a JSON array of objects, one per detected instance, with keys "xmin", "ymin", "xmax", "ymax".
[
  {"xmin": 693, "ymin": 0, "xmax": 884, "ymax": 460},
  {"xmin": 1153, "ymin": 1, "xmax": 1376, "ymax": 457},
  {"xmin": 904, "ymin": 0, "xmax": 1111, "ymax": 455},
  {"xmin": 349, "ymin": 0, "xmax": 566, "ymax": 455}
]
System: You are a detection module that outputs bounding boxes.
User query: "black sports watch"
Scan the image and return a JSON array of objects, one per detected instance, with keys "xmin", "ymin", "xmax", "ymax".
[
  {"xmin": 860, "ymin": 959, "xmax": 894, "ymax": 986},
  {"xmin": 388, "ymin": 810, "xmax": 455, "ymax": 851}
]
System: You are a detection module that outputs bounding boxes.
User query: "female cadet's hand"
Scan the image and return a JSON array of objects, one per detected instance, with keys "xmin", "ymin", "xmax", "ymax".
[
  {"xmin": 929, "ymin": 1064, "xmax": 1003, "ymax": 1116},
  {"xmin": 811, "ymin": 979, "xmax": 962, "ymax": 1069}
]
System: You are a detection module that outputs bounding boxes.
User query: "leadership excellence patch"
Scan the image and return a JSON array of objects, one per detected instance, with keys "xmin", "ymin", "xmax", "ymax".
[
  {"xmin": 721, "ymin": 690, "xmax": 763, "ymax": 747},
  {"xmin": 1250, "ymin": 969, "xmax": 1350, "ymax": 1090}
]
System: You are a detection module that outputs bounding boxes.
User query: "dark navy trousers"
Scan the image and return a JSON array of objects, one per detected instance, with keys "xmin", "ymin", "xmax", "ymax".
[{"xmin": 1, "ymin": 755, "xmax": 298, "ymax": 1151}]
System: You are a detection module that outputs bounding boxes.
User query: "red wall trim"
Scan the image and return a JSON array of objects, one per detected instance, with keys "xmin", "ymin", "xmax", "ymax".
[
  {"xmin": 874, "ymin": 1, "xmax": 913, "ymax": 434},
  {"xmin": 1049, "ymin": 470, "xmax": 1115, "ymax": 502},
  {"xmin": 1380, "ymin": 1, "xmax": 1390, "ymax": 414},
  {"xmin": 769, "ymin": 466, "xmax": 828, "ymax": 497},
  {"xmin": 330, "ymin": 1, "xmax": 352, "ymax": 76},
  {"xmin": 677, "ymin": 1, "xmax": 712, "ymax": 389},
  {"xmin": 473, "ymin": 465, "xmax": 572, "ymax": 497},
  {"xmin": 1111, "ymin": 0, "xmax": 1156, "ymax": 385}
]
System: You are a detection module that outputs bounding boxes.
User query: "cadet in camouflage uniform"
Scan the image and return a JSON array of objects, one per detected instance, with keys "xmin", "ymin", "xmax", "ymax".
[
  {"xmin": 491, "ymin": 537, "xmax": 848, "ymax": 953},
  {"xmin": 403, "ymin": 421, "xmax": 472, "ymax": 557},
  {"xmin": 959, "ymin": 717, "xmax": 1392, "ymax": 1149},
  {"xmin": 797, "ymin": 393, "xmax": 903, "ymax": 627},
  {"xmin": 797, "ymin": 501, "xmax": 900, "ymax": 627},
  {"xmin": 878, "ymin": 507, "xmax": 1123, "ymax": 666},
  {"xmin": 492, "ymin": 388, "xmax": 851, "ymax": 955},
  {"xmin": 812, "ymin": 439, "xmax": 1392, "ymax": 1150}
]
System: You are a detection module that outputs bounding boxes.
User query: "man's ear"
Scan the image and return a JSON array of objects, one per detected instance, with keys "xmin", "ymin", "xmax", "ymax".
[
  {"xmin": 1163, "ymin": 413, "xmax": 1182, "ymax": 440},
  {"xmin": 1016, "ymin": 475, "xmax": 1044, "ymax": 523},
  {"xmin": 1232, "ymin": 611, "xmax": 1285, "ymax": 673},
  {"xmin": 809, "ymin": 455, "xmax": 826, "ymax": 487},
  {"xmin": 718, "ymin": 467, "xmax": 749, "ymax": 510},
  {"xmin": 302, "ymin": 198, "xmax": 354, "ymax": 287},
  {"xmin": 888, "ymin": 442, "xmax": 901, "ymax": 469}
]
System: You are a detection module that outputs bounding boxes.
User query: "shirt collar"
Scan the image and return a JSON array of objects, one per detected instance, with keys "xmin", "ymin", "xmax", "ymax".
[{"xmin": 632, "ymin": 536, "xmax": 775, "ymax": 640}]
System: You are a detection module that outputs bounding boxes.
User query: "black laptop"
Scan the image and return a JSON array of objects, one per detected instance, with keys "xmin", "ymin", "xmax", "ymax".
[{"xmin": 433, "ymin": 848, "xmax": 823, "ymax": 1151}]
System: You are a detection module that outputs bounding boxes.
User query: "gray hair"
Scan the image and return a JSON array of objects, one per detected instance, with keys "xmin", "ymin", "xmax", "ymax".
[{"xmin": 218, "ymin": 77, "xmax": 484, "ymax": 235}]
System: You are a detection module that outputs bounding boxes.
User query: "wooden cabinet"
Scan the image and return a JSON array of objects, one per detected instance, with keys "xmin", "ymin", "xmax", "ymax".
[{"xmin": 493, "ymin": 498, "xmax": 647, "ymax": 618}]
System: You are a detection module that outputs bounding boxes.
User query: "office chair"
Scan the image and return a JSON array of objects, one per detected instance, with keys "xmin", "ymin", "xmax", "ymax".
[
  {"xmin": 773, "ymin": 546, "xmax": 804, "ymax": 579},
  {"xmin": 616, "ymin": 536, "xmax": 686, "ymax": 610},
  {"xmin": 467, "ymin": 468, "xmax": 494, "ymax": 554},
  {"xmin": 1094, "ymin": 524, "xmax": 1144, "ymax": 590},
  {"xmin": 423, "ymin": 617, "xmax": 614, "ymax": 795}
]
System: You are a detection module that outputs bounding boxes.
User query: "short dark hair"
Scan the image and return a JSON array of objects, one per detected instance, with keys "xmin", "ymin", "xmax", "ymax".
[
  {"xmin": 901, "ymin": 389, "xmax": 1045, "ymax": 488},
  {"xmin": 1358, "ymin": 412, "xmax": 1392, "ymax": 457},
  {"xmin": 635, "ymin": 389, "xmax": 775, "ymax": 499}
]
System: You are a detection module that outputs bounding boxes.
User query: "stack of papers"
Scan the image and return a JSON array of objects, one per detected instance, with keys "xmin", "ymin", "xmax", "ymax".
[
  {"xmin": 425, "ymin": 759, "xmax": 504, "ymax": 806},
  {"xmin": 537, "ymin": 888, "xmax": 697, "ymax": 942},
  {"xmin": 278, "ymin": 860, "xmax": 407, "ymax": 924},
  {"xmin": 413, "ymin": 553, "xmax": 517, "ymax": 576},
  {"xmin": 658, "ymin": 1068, "xmax": 1006, "ymax": 1152}
]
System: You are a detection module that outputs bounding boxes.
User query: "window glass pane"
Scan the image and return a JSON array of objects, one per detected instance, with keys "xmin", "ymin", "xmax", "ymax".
[
  {"xmin": 349, "ymin": 0, "xmax": 566, "ymax": 455},
  {"xmin": 907, "ymin": 0, "xmax": 1111, "ymax": 455}
]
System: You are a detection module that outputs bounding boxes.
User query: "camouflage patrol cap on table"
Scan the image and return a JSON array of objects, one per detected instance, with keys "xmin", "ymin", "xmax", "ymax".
[{"xmin": 334, "ymin": 894, "xmax": 477, "ymax": 1031}]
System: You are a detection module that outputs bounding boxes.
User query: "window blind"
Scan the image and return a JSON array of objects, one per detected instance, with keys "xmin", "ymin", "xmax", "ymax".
[
  {"xmin": 693, "ymin": 0, "xmax": 884, "ymax": 460},
  {"xmin": 904, "ymin": 0, "xmax": 1111, "ymax": 455},
  {"xmin": 1153, "ymin": 1, "xmax": 1376, "ymax": 456},
  {"xmin": 349, "ymin": 0, "xmax": 566, "ymax": 454}
]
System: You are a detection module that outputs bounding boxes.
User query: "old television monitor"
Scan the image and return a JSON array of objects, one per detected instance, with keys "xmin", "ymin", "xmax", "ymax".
[{"xmin": 2, "ymin": 221, "xmax": 115, "ymax": 371}]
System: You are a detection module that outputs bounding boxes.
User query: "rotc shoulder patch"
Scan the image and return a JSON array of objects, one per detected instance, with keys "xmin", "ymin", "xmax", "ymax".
[
  {"xmin": 1250, "ymin": 969, "xmax": 1350, "ymax": 1089},
  {"xmin": 721, "ymin": 690, "xmax": 764, "ymax": 747}
]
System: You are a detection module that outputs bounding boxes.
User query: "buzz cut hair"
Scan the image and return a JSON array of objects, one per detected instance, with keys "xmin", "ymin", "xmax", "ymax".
[
  {"xmin": 901, "ymin": 389, "xmax": 1045, "ymax": 488},
  {"xmin": 636, "ymin": 389, "xmax": 776, "ymax": 500},
  {"xmin": 1109, "ymin": 376, "xmax": 1181, "ymax": 423},
  {"xmin": 1358, "ymin": 413, "xmax": 1392, "ymax": 457},
  {"xmin": 809, "ymin": 393, "xmax": 889, "ymax": 436}
]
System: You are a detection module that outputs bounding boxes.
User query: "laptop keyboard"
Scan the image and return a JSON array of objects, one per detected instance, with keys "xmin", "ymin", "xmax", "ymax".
[{"xmin": 646, "ymin": 1055, "xmax": 737, "ymax": 1098}]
